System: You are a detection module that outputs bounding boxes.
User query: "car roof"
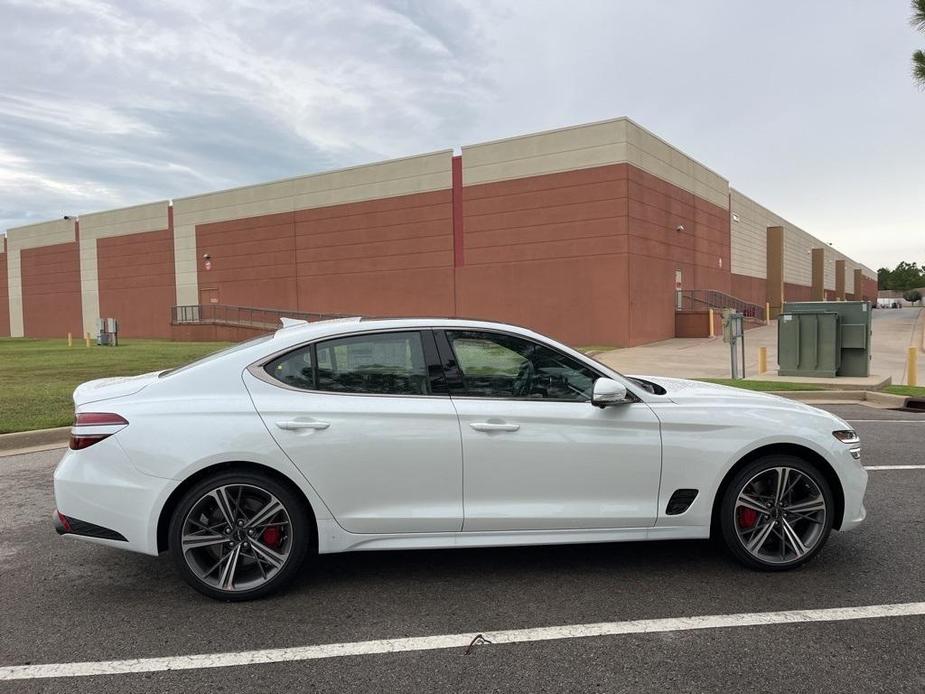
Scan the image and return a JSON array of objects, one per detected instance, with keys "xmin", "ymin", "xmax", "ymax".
[{"xmin": 275, "ymin": 316, "xmax": 538, "ymax": 342}]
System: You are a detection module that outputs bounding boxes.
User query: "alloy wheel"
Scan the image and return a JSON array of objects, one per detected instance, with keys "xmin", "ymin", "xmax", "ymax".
[
  {"xmin": 180, "ymin": 484, "xmax": 292, "ymax": 592},
  {"xmin": 733, "ymin": 466, "xmax": 827, "ymax": 565}
]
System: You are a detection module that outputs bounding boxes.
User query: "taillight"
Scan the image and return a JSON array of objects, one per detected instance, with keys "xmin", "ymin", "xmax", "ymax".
[
  {"xmin": 69, "ymin": 434, "xmax": 111, "ymax": 450},
  {"xmin": 69, "ymin": 412, "xmax": 128, "ymax": 450},
  {"xmin": 75, "ymin": 413, "xmax": 129, "ymax": 427}
]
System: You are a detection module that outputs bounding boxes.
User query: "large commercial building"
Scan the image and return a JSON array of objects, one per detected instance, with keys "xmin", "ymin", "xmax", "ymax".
[{"xmin": 1, "ymin": 117, "xmax": 877, "ymax": 346}]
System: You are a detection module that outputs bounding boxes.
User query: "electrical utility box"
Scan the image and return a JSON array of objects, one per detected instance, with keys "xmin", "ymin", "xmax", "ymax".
[
  {"xmin": 97, "ymin": 317, "xmax": 120, "ymax": 347},
  {"xmin": 777, "ymin": 301, "xmax": 871, "ymax": 378}
]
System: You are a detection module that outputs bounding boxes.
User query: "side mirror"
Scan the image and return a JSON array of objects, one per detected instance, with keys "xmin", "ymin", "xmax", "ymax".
[{"xmin": 591, "ymin": 377, "xmax": 629, "ymax": 407}]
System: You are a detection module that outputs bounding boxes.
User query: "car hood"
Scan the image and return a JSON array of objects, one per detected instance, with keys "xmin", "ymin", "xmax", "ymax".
[{"xmin": 73, "ymin": 371, "xmax": 162, "ymax": 407}]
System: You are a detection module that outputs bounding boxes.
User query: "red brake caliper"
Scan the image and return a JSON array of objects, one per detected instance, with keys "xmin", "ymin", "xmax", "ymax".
[
  {"xmin": 738, "ymin": 507, "xmax": 758, "ymax": 529},
  {"xmin": 261, "ymin": 526, "xmax": 282, "ymax": 548}
]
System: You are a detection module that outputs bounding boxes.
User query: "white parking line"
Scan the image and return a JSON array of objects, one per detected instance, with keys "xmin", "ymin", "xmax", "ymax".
[
  {"xmin": 846, "ymin": 420, "xmax": 925, "ymax": 423},
  {"xmin": 865, "ymin": 465, "xmax": 925, "ymax": 471},
  {"xmin": 1, "ymin": 602, "xmax": 923, "ymax": 681}
]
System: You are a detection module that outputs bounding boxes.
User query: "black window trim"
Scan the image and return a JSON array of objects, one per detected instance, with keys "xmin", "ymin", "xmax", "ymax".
[
  {"xmin": 435, "ymin": 328, "xmax": 634, "ymax": 404},
  {"xmin": 248, "ymin": 328, "xmax": 450, "ymax": 399}
]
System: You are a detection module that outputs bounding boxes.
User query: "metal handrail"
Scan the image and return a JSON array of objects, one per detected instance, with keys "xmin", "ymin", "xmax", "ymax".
[
  {"xmin": 171, "ymin": 304, "xmax": 355, "ymax": 330},
  {"xmin": 676, "ymin": 290, "xmax": 766, "ymax": 322}
]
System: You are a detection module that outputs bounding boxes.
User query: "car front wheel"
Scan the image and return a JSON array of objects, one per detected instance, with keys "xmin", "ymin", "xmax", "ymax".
[
  {"xmin": 720, "ymin": 455, "xmax": 834, "ymax": 570},
  {"xmin": 168, "ymin": 470, "xmax": 310, "ymax": 600}
]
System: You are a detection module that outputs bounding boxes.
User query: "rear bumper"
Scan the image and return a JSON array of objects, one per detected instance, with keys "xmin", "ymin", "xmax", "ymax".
[
  {"xmin": 52, "ymin": 509, "xmax": 128, "ymax": 542},
  {"xmin": 53, "ymin": 438, "xmax": 178, "ymax": 555}
]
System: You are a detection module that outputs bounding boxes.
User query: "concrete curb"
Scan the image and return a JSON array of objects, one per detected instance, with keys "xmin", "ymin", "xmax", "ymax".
[{"xmin": 0, "ymin": 427, "xmax": 70, "ymax": 454}]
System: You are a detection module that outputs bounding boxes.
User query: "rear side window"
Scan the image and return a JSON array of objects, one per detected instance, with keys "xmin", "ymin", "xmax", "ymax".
[
  {"xmin": 264, "ymin": 331, "xmax": 431, "ymax": 396},
  {"xmin": 265, "ymin": 345, "xmax": 314, "ymax": 390}
]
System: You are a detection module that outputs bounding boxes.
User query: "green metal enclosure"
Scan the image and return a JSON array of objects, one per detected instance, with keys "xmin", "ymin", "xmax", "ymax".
[{"xmin": 777, "ymin": 301, "xmax": 872, "ymax": 378}]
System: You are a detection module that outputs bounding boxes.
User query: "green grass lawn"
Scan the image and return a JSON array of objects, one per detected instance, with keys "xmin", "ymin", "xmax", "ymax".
[
  {"xmin": 698, "ymin": 378, "xmax": 825, "ymax": 392},
  {"xmin": 701, "ymin": 378, "xmax": 925, "ymax": 397},
  {"xmin": 883, "ymin": 384, "xmax": 925, "ymax": 397},
  {"xmin": 0, "ymin": 338, "xmax": 231, "ymax": 434}
]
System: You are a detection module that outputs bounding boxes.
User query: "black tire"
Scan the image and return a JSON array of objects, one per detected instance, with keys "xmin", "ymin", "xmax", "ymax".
[
  {"xmin": 720, "ymin": 454, "xmax": 834, "ymax": 571},
  {"xmin": 168, "ymin": 470, "xmax": 311, "ymax": 601}
]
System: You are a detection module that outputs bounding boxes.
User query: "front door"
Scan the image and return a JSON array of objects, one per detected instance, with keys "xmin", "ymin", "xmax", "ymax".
[
  {"xmin": 438, "ymin": 330, "xmax": 662, "ymax": 531},
  {"xmin": 199, "ymin": 287, "xmax": 219, "ymax": 305},
  {"xmin": 244, "ymin": 330, "xmax": 463, "ymax": 534}
]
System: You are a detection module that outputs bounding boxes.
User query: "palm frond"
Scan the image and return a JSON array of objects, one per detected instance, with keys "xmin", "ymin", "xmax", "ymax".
[
  {"xmin": 913, "ymin": 0, "xmax": 925, "ymax": 31},
  {"xmin": 915, "ymin": 49, "xmax": 925, "ymax": 86}
]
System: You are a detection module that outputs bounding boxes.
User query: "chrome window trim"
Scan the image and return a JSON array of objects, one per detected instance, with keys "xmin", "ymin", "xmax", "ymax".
[{"xmin": 245, "ymin": 323, "xmax": 641, "ymax": 403}]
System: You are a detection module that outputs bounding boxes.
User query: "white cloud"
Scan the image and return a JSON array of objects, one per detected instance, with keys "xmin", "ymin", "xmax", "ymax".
[
  {"xmin": 0, "ymin": 0, "xmax": 921, "ymax": 270},
  {"xmin": 0, "ymin": 0, "xmax": 496, "ymax": 226}
]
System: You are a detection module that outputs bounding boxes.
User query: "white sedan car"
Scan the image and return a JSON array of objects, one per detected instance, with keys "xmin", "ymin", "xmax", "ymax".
[{"xmin": 53, "ymin": 317, "xmax": 867, "ymax": 600}]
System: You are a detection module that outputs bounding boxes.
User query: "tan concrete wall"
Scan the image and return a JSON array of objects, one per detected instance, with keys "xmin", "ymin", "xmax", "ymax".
[
  {"xmin": 78, "ymin": 201, "xmax": 170, "ymax": 336},
  {"xmin": 172, "ymin": 151, "xmax": 452, "ymax": 306},
  {"xmin": 462, "ymin": 117, "xmax": 729, "ymax": 210},
  {"xmin": 5, "ymin": 219, "xmax": 77, "ymax": 337},
  {"xmin": 0, "ymin": 236, "xmax": 8, "ymax": 336},
  {"xmin": 730, "ymin": 189, "xmax": 876, "ymax": 293}
]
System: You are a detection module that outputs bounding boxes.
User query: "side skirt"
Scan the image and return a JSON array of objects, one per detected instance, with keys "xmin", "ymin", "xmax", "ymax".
[{"xmin": 316, "ymin": 520, "xmax": 709, "ymax": 554}]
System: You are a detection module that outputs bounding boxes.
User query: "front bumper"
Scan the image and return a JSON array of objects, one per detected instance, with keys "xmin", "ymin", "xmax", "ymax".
[
  {"xmin": 53, "ymin": 438, "xmax": 178, "ymax": 555},
  {"xmin": 836, "ymin": 447, "xmax": 868, "ymax": 532}
]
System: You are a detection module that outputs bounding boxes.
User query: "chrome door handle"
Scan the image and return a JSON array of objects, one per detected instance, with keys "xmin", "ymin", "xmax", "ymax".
[
  {"xmin": 469, "ymin": 422, "xmax": 520, "ymax": 432},
  {"xmin": 276, "ymin": 420, "xmax": 330, "ymax": 431}
]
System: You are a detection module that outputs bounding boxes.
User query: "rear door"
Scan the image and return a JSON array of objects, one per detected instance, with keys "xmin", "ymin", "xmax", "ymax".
[{"xmin": 244, "ymin": 329, "xmax": 463, "ymax": 534}]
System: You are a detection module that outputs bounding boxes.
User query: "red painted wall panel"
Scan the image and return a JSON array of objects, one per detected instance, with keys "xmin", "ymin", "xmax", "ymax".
[
  {"xmin": 195, "ymin": 190, "xmax": 456, "ymax": 319},
  {"xmin": 784, "ymin": 283, "xmax": 812, "ymax": 302},
  {"xmin": 731, "ymin": 273, "xmax": 767, "ymax": 306},
  {"xmin": 625, "ymin": 166, "xmax": 731, "ymax": 296},
  {"xmin": 98, "ymin": 228, "xmax": 175, "ymax": 338},
  {"xmin": 197, "ymin": 212, "xmax": 298, "ymax": 309},
  {"xmin": 457, "ymin": 164, "xmax": 630, "ymax": 345},
  {"xmin": 21, "ymin": 242, "xmax": 82, "ymax": 338},
  {"xmin": 294, "ymin": 190, "xmax": 454, "ymax": 316},
  {"xmin": 623, "ymin": 166, "xmax": 730, "ymax": 345}
]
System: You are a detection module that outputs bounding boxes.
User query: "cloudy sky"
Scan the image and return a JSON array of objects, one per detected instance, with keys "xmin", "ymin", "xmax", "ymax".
[{"xmin": 1, "ymin": 0, "xmax": 922, "ymax": 270}]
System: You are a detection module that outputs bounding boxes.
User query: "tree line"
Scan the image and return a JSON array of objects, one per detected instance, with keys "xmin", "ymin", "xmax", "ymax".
[{"xmin": 877, "ymin": 261, "xmax": 924, "ymax": 304}]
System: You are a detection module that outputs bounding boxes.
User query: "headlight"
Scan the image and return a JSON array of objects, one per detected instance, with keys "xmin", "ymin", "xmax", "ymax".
[{"xmin": 833, "ymin": 429, "xmax": 860, "ymax": 444}]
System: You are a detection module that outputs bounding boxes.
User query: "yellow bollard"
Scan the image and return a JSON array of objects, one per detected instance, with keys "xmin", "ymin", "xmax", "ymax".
[
  {"xmin": 765, "ymin": 302, "xmax": 770, "ymax": 324},
  {"xmin": 67, "ymin": 332, "xmax": 72, "ymax": 348},
  {"xmin": 909, "ymin": 346, "xmax": 919, "ymax": 387},
  {"xmin": 85, "ymin": 332, "xmax": 91, "ymax": 348},
  {"xmin": 758, "ymin": 346, "xmax": 768, "ymax": 374},
  {"xmin": 708, "ymin": 308, "xmax": 715, "ymax": 338}
]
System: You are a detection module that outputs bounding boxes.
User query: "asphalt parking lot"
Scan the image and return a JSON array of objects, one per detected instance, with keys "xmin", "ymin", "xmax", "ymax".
[{"xmin": 0, "ymin": 404, "xmax": 922, "ymax": 693}]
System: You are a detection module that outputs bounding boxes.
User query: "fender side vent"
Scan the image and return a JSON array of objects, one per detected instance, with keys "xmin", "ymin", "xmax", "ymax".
[{"xmin": 666, "ymin": 489, "xmax": 699, "ymax": 515}]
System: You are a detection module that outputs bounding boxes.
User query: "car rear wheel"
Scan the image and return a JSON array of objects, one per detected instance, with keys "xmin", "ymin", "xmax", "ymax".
[
  {"xmin": 720, "ymin": 455, "xmax": 834, "ymax": 571},
  {"xmin": 168, "ymin": 470, "xmax": 310, "ymax": 601}
]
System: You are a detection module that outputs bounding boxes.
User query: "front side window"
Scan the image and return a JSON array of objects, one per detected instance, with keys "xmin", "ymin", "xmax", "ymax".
[
  {"xmin": 445, "ymin": 330, "xmax": 599, "ymax": 401},
  {"xmin": 265, "ymin": 331, "xmax": 431, "ymax": 396}
]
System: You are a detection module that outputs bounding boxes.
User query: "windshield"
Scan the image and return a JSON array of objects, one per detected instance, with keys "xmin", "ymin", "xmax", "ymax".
[{"xmin": 159, "ymin": 334, "xmax": 274, "ymax": 378}]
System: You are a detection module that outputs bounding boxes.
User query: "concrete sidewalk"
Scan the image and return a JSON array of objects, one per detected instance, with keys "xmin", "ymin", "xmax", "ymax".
[{"xmin": 596, "ymin": 306, "xmax": 923, "ymax": 384}]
